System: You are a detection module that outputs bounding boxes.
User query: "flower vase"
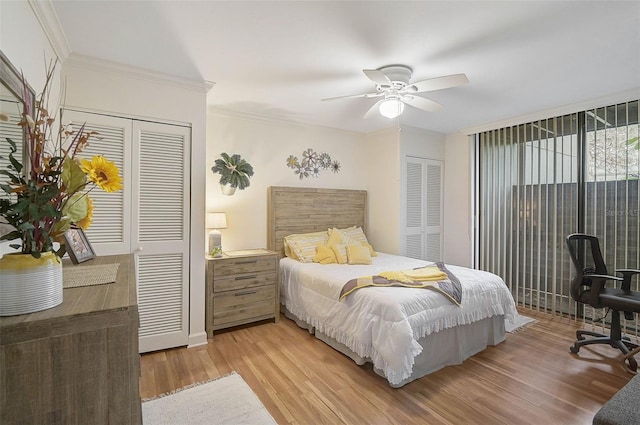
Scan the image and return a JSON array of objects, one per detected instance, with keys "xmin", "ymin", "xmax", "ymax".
[
  {"xmin": 221, "ymin": 183, "xmax": 236, "ymax": 196},
  {"xmin": 0, "ymin": 252, "xmax": 63, "ymax": 316}
]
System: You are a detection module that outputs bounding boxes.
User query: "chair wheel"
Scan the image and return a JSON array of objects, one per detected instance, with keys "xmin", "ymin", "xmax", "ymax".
[
  {"xmin": 570, "ymin": 345, "xmax": 580, "ymax": 354},
  {"xmin": 624, "ymin": 357, "xmax": 638, "ymax": 374}
]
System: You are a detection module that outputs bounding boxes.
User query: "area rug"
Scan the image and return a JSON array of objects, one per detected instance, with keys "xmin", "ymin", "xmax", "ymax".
[
  {"xmin": 506, "ymin": 314, "xmax": 537, "ymax": 333},
  {"xmin": 142, "ymin": 372, "xmax": 277, "ymax": 425}
]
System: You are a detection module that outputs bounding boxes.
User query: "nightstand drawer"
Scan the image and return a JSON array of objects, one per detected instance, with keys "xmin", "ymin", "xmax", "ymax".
[
  {"xmin": 213, "ymin": 256, "xmax": 276, "ymax": 277},
  {"xmin": 213, "ymin": 286, "xmax": 276, "ymax": 327},
  {"xmin": 212, "ymin": 271, "xmax": 275, "ymax": 293}
]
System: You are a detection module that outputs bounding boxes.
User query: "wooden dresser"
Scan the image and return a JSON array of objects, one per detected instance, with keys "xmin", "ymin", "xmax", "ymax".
[
  {"xmin": 0, "ymin": 254, "xmax": 141, "ymax": 425},
  {"xmin": 205, "ymin": 249, "xmax": 279, "ymax": 337}
]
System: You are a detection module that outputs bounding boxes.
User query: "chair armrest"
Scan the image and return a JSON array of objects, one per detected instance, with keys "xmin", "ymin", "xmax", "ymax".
[
  {"xmin": 615, "ymin": 269, "xmax": 640, "ymax": 291},
  {"xmin": 584, "ymin": 274, "xmax": 623, "ymax": 306},
  {"xmin": 584, "ymin": 273, "xmax": 623, "ymax": 282}
]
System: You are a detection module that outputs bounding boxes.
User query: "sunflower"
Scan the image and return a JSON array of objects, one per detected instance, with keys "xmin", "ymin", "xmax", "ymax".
[
  {"xmin": 76, "ymin": 196, "xmax": 94, "ymax": 230},
  {"xmin": 81, "ymin": 155, "xmax": 123, "ymax": 192}
]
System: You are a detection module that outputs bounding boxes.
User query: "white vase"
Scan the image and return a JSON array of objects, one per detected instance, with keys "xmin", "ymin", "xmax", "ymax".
[
  {"xmin": 221, "ymin": 183, "xmax": 236, "ymax": 196},
  {"xmin": 0, "ymin": 252, "xmax": 63, "ymax": 316}
]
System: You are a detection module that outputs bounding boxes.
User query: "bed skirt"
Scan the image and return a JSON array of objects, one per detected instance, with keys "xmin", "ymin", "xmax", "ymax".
[{"xmin": 282, "ymin": 305, "xmax": 506, "ymax": 388}]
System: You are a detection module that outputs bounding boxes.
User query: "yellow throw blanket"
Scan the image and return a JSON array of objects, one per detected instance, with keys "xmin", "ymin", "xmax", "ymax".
[
  {"xmin": 339, "ymin": 262, "xmax": 462, "ymax": 306},
  {"xmin": 378, "ymin": 266, "xmax": 447, "ymax": 283}
]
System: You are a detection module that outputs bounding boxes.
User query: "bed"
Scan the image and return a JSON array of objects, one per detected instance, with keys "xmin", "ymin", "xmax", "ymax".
[{"xmin": 267, "ymin": 186, "xmax": 517, "ymax": 387}]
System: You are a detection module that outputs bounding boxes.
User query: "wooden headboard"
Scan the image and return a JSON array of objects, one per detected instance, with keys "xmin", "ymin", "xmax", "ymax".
[{"xmin": 267, "ymin": 186, "xmax": 367, "ymax": 257}]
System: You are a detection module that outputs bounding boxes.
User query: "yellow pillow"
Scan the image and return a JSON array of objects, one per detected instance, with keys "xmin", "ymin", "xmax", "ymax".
[
  {"xmin": 331, "ymin": 244, "xmax": 348, "ymax": 264},
  {"xmin": 347, "ymin": 244, "xmax": 372, "ymax": 265},
  {"xmin": 337, "ymin": 226, "xmax": 376, "ymax": 255},
  {"xmin": 313, "ymin": 244, "xmax": 337, "ymax": 264},
  {"xmin": 284, "ymin": 231, "xmax": 329, "ymax": 262},
  {"xmin": 361, "ymin": 241, "xmax": 377, "ymax": 257},
  {"xmin": 327, "ymin": 228, "xmax": 347, "ymax": 246}
]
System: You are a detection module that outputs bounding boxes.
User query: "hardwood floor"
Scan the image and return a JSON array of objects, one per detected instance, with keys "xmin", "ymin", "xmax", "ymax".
[{"xmin": 140, "ymin": 308, "xmax": 635, "ymax": 425}]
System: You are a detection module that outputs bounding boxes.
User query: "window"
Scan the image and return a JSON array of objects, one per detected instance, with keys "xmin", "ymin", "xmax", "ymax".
[{"xmin": 476, "ymin": 100, "xmax": 639, "ymax": 334}]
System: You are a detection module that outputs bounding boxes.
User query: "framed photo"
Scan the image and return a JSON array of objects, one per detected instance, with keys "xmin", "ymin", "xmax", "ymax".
[{"xmin": 64, "ymin": 228, "xmax": 96, "ymax": 264}]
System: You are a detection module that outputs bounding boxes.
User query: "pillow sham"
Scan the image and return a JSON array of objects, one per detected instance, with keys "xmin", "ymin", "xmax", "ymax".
[
  {"xmin": 332, "ymin": 226, "xmax": 377, "ymax": 257},
  {"xmin": 284, "ymin": 231, "xmax": 329, "ymax": 262}
]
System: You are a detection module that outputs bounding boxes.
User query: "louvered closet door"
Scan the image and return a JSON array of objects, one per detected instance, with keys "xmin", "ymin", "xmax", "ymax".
[
  {"xmin": 64, "ymin": 111, "xmax": 132, "ymax": 255},
  {"xmin": 0, "ymin": 99, "xmax": 23, "ymax": 202},
  {"xmin": 404, "ymin": 156, "xmax": 444, "ymax": 262},
  {"xmin": 132, "ymin": 121, "xmax": 191, "ymax": 353}
]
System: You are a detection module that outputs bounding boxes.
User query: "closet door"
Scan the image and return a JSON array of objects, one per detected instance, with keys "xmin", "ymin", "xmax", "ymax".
[
  {"xmin": 64, "ymin": 111, "xmax": 132, "ymax": 255},
  {"xmin": 132, "ymin": 121, "xmax": 191, "ymax": 353},
  {"xmin": 63, "ymin": 111, "xmax": 191, "ymax": 353},
  {"xmin": 0, "ymin": 98, "xmax": 23, "ymax": 203},
  {"xmin": 404, "ymin": 156, "xmax": 444, "ymax": 262}
]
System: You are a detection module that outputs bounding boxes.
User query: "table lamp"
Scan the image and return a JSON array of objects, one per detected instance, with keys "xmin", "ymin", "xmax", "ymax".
[{"xmin": 207, "ymin": 212, "xmax": 227, "ymax": 257}]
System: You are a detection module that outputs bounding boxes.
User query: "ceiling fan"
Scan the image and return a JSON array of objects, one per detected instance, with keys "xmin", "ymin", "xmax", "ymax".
[{"xmin": 322, "ymin": 65, "xmax": 468, "ymax": 119}]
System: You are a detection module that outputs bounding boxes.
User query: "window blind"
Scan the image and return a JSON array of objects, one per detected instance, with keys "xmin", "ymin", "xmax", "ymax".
[{"xmin": 476, "ymin": 100, "xmax": 639, "ymax": 338}]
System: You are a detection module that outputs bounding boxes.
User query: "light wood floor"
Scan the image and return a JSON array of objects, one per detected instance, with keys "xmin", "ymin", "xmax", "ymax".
[{"xmin": 140, "ymin": 308, "xmax": 636, "ymax": 425}]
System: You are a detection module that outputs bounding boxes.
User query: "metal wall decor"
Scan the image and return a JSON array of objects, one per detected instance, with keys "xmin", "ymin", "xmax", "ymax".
[{"xmin": 286, "ymin": 148, "xmax": 340, "ymax": 180}]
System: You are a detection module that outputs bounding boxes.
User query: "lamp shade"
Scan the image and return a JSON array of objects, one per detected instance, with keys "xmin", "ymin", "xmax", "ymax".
[
  {"xmin": 207, "ymin": 212, "xmax": 227, "ymax": 229},
  {"xmin": 379, "ymin": 98, "xmax": 405, "ymax": 119}
]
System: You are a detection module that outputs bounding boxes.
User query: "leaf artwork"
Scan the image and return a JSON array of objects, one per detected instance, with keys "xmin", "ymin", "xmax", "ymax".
[{"xmin": 286, "ymin": 148, "xmax": 340, "ymax": 180}]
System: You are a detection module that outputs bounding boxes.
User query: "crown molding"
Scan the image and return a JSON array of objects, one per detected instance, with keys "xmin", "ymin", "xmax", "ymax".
[
  {"xmin": 64, "ymin": 53, "xmax": 214, "ymax": 93},
  {"xmin": 460, "ymin": 87, "xmax": 640, "ymax": 135},
  {"xmin": 28, "ymin": 0, "xmax": 71, "ymax": 61},
  {"xmin": 207, "ymin": 106, "xmax": 364, "ymax": 136}
]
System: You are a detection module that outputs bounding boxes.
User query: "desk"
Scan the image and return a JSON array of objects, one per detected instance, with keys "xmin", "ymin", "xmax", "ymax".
[{"xmin": 0, "ymin": 254, "xmax": 141, "ymax": 424}]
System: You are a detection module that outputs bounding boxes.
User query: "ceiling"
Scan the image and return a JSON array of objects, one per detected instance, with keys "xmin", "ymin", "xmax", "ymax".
[{"xmin": 50, "ymin": 1, "xmax": 640, "ymax": 135}]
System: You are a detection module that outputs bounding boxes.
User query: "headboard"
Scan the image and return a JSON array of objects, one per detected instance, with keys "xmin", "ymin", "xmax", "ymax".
[{"xmin": 267, "ymin": 186, "xmax": 367, "ymax": 258}]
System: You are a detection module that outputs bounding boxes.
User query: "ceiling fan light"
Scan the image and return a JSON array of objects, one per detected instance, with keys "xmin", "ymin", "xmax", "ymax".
[{"xmin": 379, "ymin": 98, "xmax": 405, "ymax": 119}]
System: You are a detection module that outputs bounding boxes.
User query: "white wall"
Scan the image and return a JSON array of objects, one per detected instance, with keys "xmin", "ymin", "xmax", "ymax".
[
  {"xmin": 0, "ymin": 1, "xmax": 61, "ymax": 257},
  {"xmin": 0, "ymin": 1, "xmax": 59, "ymax": 94},
  {"xmin": 365, "ymin": 127, "xmax": 401, "ymax": 253},
  {"xmin": 207, "ymin": 110, "xmax": 368, "ymax": 251},
  {"xmin": 444, "ymin": 132, "xmax": 473, "ymax": 267},
  {"xmin": 62, "ymin": 55, "xmax": 210, "ymax": 348}
]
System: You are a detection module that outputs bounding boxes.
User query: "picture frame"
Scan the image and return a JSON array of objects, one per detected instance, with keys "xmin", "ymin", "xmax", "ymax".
[{"xmin": 64, "ymin": 228, "xmax": 96, "ymax": 264}]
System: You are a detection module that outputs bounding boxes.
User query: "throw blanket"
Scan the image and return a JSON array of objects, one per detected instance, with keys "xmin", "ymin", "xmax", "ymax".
[{"xmin": 340, "ymin": 262, "xmax": 462, "ymax": 305}]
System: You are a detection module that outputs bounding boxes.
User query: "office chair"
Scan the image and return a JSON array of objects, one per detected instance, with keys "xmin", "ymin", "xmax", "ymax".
[{"xmin": 566, "ymin": 233, "xmax": 640, "ymax": 372}]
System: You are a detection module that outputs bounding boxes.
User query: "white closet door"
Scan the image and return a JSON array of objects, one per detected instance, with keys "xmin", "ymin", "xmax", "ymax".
[
  {"xmin": 425, "ymin": 161, "xmax": 443, "ymax": 262},
  {"xmin": 64, "ymin": 111, "xmax": 132, "ymax": 255},
  {"xmin": 0, "ymin": 99, "xmax": 23, "ymax": 203},
  {"xmin": 132, "ymin": 121, "xmax": 191, "ymax": 353},
  {"xmin": 405, "ymin": 159, "xmax": 425, "ymax": 259},
  {"xmin": 404, "ymin": 156, "xmax": 444, "ymax": 262}
]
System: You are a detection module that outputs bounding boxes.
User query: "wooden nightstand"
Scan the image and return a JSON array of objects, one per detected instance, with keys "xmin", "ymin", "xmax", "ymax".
[{"xmin": 205, "ymin": 249, "xmax": 279, "ymax": 337}]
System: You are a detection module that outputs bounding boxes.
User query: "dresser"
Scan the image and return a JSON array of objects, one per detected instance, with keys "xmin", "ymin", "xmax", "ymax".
[
  {"xmin": 206, "ymin": 249, "xmax": 279, "ymax": 336},
  {"xmin": 0, "ymin": 254, "xmax": 141, "ymax": 425}
]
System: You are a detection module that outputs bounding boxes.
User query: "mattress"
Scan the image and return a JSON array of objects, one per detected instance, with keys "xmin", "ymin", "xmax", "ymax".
[{"xmin": 280, "ymin": 252, "xmax": 517, "ymax": 386}]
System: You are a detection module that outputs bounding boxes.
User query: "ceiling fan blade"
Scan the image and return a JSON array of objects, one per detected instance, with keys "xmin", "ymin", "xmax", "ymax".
[
  {"xmin": 364, "ymin": 99, "xmax": 384, "ymax": 119},
  {"xmin": 401, "ymin": 95, "xmax": 443, "ymax": 112},
  {"xmin": 404, "ymin": 73, "xmax": 469, "ymax": 93},
  {"xmin": 363, "ymin": 69, "xmax": 391, "ymax": 86},
  {"xmin": 321, "ymin": 92, "xmax": 381, "ymax": 102}
]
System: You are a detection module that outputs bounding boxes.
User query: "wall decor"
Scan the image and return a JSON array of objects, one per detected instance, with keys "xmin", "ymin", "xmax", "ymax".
[
  {"xmin": 211, "ymin": 153, "xmax": 254, "ymax": 195},
  {"xmin": 286, "ymin": 148, "xmax": 340, "ymax": 180}
]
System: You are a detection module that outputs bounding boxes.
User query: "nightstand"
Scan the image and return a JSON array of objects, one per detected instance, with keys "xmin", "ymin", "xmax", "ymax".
[{"xmin": 205, "ymin": 249, "xmax": 279, "ymax": 337}]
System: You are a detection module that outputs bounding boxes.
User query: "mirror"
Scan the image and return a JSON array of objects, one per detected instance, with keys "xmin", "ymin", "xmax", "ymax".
[{"xmin": 1, "ymin": 50, "xmax": 35, "ymax": 168}]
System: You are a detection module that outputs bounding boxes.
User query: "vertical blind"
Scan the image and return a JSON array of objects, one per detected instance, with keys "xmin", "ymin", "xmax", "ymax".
[{"xmin": 476, "ymin": 100, "xmax": 639, "ymax": 337}]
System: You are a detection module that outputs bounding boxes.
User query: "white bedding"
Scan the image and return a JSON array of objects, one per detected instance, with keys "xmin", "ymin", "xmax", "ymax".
[{"xmin": 280, "ymin": 253, "xmax": 517, "ymax": 385}]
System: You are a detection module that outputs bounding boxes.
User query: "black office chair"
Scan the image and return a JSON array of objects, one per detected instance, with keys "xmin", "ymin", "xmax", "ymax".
[{"xmin": 566, "ymin": 233, "xmax": 640, "ymax": 372}]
